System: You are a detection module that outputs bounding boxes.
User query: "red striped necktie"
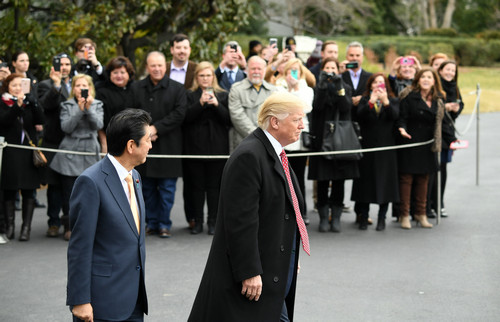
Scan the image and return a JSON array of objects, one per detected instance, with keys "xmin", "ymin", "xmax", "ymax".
[{"xmin": 280, "ymin": 150, "xmax": 310, "ymax": 255}]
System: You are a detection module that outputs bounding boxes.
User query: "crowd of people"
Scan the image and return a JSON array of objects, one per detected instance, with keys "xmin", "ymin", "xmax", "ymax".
[{"xmin": 0, "ymin": 34, "xmax": 464, "ymax": 244}]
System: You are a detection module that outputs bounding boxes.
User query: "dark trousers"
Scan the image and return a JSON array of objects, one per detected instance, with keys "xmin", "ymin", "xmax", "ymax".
[
  {"xmin": 46, "ymin": 182, "xmax": 64, "ymax": 227},
  {"xmin": 73, "ymin": 300, "xmax": 144, "ymax": 321},
  {"xmin": 317, "ymin": 179, "xmax": 345, "ymax": 207},
  {"xmin": 399, "ymin": 174, "xmax": 429, "ymax": 217},
  {"xmin": 355, "ymin": 202, "xmax": 389, "ymax": 219}
]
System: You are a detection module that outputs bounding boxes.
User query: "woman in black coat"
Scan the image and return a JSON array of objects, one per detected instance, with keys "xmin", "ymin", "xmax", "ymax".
[
  {"xmin": 308, "ymin": 58, "xmax": 359, "ymax": 233},
  {"xmin": 182, "ymin": 61, "xmax": 231, "ymax": 235},
  {"xmin": 351, "ymin": 73, "xmax": 399, "ymax": 231},
  {"xmin": 96, "ymin": 56, "xmax": 136, "ymax": 153},
  {"xmin": 397, "ymin": 67, "xmax": 444, "ymax": 230},
  {"xmin": 0, "ymin": 74, "xmax": 44, "ymax": 241}
]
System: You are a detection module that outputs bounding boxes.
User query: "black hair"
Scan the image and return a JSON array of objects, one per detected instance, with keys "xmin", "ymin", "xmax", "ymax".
[
  {"xmin": 170, "ymin": 34, "xmax": 190, "ymax": 47},
  {"xmin": 106, "ymin": 109, "xmax": 152, "ymax": 156}
]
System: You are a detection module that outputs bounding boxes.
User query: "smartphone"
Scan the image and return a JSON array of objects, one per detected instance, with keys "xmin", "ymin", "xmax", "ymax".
[
  {"xmin": 53, "ymin": 56, "xmax": 61, "ymax": 72},
  {"xmin": 205, "ymin": 87, "xmax": 214, "ymax": 95},
  {"xmin": 0, "ymin": 62, "xmax": 8, "ymax": 68},
  {"xmin": 291, "ymin": 69, "xmax": 299, "ymax": 80},
  {"xmin": 269, "ymin": 38, "xmax": 277, "ymax": 47},
  {"xmin": 400, "ymin": 57, "xmax": 415, "ymax": 65},
  {"xmin": 346, "ymin": 61, "xmax": 359, "ymax": 69},
  {"xmin": 378, "ymin": 83, "xmax": 386, "ymax": 89},
  {"xmin": 81, "ymin": 88, "xmax": 89, "ymax": 99},
  {"xmin": 84, "ymin": 48, "xmax": 89, "ymax": 60},
  {"xmin": 230, "ymin": 44, "xmax": 238, "ymax": 52},
  {"xmin": 20, "ymin": 78, "xmax": 31, "ymax": 94}
]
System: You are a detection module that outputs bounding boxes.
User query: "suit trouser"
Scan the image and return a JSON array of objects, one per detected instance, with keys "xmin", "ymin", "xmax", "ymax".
[{"xmin": 72, "ymin": 299, "xmax": 144, "ymax": 322}]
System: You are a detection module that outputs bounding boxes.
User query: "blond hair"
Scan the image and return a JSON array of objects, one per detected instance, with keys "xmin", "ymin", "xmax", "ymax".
[
  {"xmin": 70, "ymin": 74, "xmax": 95, "ymax": 99},
  {"xmin": 258, "ymin": 92, "xmax": 306, "ymax": 130},
  {"xmin": 190, "ymin": 61, "xmax": 225, "ymax": 93}
]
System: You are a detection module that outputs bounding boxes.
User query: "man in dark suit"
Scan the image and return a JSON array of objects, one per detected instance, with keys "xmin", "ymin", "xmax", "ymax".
[
  {"xmin": 165, "ymin": 33, "xmax": 197, "ymax": 90},
  {"xmin": 37, "ymin": 53, "xmax": 73, "ymax": 239},
  {"xmin": 341, "ymin": 41, "xmax": 373, "ymax": 110},
  {"xmin": 215, "ymin": 41, "xmax": 247, "ymax": 91},
  {"xmin": 67, "ymin": 109, "xmax": 151, "ymax": 321},
  {"xmin": 131, "ymin": 51, "xmax": 187, "ymax": 238},
  {"xmin": 189, "ymin": 92, "xmax": 310, "ymax": 322}
]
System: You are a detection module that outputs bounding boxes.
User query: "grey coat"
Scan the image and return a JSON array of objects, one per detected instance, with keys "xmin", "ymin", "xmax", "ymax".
[
  {"xmin": 50, "ymin": 98, "xmax": 103, "ymax": 177},
  {"xmin": 228, "ymin": 79, "xmax": 276, "ymax": 151}
]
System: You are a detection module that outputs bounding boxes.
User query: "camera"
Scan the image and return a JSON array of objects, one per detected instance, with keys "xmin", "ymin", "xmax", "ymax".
[
  {"xmin": 345, "ymin": 61, "xmax": 359, "ymax": 69},
  {"xmin": 75, "ymin": 59, "xmax": 91, "ymax": 74},
  {"xmin": 400, "ymin": 57, "xmax": 415, "ymax": 66},
  {"xmin": 81, "ymin": 89, "xmax": 89, "ymax": 99}
]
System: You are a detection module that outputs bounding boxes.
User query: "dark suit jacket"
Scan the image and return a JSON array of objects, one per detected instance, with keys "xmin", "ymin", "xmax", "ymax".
[
  {"xmin": 66, "ymin": 156, "xmax": 148, "ymax": 320},
  {"xmin": 342, "ymin": 69, "xmax": 372, "ymax": 98},
  {"xmin": 37, "ymin": 78, "xmax": 70, "ymax": 146},
  {"xmin": 166, "ymin": 60, "xmax": 197, "ymax": 90},
  {"xmin": 131, "ymin": 75, "xmax": 187, "ymax": 178},
  {"xmin": 215, "ymin": 66, "xmax": 246, "ymax": 91},
  {"xmin": 189, "ymin": 128, "xmax": 303, "ymax": 322},
  {"xmin": 309, "ymin": 63, "xmax": 322, "ymax": 83}
]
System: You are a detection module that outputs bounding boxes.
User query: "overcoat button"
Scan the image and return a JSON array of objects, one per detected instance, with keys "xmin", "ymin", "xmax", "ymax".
[
  {"xmin": 273, "ymin": 276, "xmax": 279, "ymax": 283},
  {"xmin": 280, "ymin": 245, "xmax": 284, "ymax": 252},
  {"xmin": 284, "ymin": 214, "xmax": 290, "ymax": 220}
]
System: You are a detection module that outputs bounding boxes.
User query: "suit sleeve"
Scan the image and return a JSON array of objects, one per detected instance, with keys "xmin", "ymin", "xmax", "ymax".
[
  {"xmin": 223, "ymin": 152, "xmax": 263, "ymax": 282},
  {"xmin": 67, "ymin": 174, "xmax": 100, "ymax": 306}
]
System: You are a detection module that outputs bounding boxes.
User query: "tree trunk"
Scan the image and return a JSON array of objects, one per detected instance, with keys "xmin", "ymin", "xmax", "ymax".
[
  {"xmin": 429, "ymin": 0, "xmax": 438, "ymax": 28},
  {"xmin": 441, "ymin": 0, "xmax": 456, "ymax": 28},
  {"xmin": 421, "ymin": 0, "xmax": 430, "ymax": 30}
]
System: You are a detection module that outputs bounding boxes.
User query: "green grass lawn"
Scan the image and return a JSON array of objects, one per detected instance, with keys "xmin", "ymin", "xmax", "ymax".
[{"xmin": 458, "ymin": 67, "xmax": 499, "ymax": 114}]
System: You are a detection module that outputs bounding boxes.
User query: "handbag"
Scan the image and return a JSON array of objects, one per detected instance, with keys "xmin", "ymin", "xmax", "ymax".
[
  {"xmin": 21, "ymin": 127, "xmax": 48, "ymax": 168},
  {"xmin": 301, "ymin": 131, "xmax": 313, "ymax": 149},
  {"xmin": 320, "ymin": 108, "xmax": 363, "ymax": 161}
]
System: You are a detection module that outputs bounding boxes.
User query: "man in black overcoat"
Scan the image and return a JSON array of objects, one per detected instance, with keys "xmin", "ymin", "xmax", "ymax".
[{"xmin": 188, "ymin": 92, "xmax": 310, "ymax": 322}]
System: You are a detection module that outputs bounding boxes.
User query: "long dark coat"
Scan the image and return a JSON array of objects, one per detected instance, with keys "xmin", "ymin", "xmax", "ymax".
[
  {"xmin": 308, "ymin": 82, "xmax": 360, "ymax": 181},
  {"xmin": 397, "ymin": 91, "xmax": 438, "ymax": 174},
  {"xmin": 182, "ymin": 88, "xmax": 231, "ymax": 156},
  {"xmin": 131, "ymin": 75, "xmax": 187, "ymax": 178},
  {"xmin": 188, "ymin": 128, "xmax": 304, "ymax": 322},
  {"xmin": 351, "ymin": 96, "xmax": 400, "ymax": 204},
  {"xmin": 0, "ymin": 94, "xmax": 44, "ymax": 190},
  {"xmin": 96, "ymin": 80, "xmax": 135, "ymax": 131}
]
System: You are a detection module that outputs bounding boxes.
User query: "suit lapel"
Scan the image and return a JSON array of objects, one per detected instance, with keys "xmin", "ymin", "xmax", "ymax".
[{"xmin": 101, "ymin": 157, "xmax": 140, "ymax": 237}]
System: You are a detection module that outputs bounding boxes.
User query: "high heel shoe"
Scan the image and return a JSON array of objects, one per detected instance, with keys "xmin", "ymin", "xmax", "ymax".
[
  {"xmin": 400, "ymin": 215, "xmax": 411, "ymax": 229},
  {"xmin": 415, "ymin": 214, "xmax": 433, "ymax": 228}
]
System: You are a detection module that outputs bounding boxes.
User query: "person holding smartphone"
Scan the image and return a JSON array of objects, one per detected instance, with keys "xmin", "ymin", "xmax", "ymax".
[
  {"xmin": 351, "ymin": 73, "xmax": 400, "ymax": 231},
  {"xmin": 182, "ymin": 62, "xmax": 230, "ymax": 235},
  {"xmin": 72, "ymin": 38, "xmax": 105, "ymax": 85},
  {"xmin": 0, "ymin": 73, "xmax": 44, "ymax": 241},
  {"xmin": 388, "ymin": 55, "xmax": 422, "ymax": 96},
  {"xmin": 215, "ymin": 41, "xmax": 247, "ymax": 90},
  {"xmin": 50, "ymin": 74, "xmax": 103, "ymax": 241}
]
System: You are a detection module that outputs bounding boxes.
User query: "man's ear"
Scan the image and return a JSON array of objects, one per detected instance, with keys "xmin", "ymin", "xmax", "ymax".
[
  {"xmin": 126, "ymin": 139, "xmax": 135, "ymax": 154},
  {"xmin": 270, "ymin": 116, "xmax": 279, "ymax": 130}
]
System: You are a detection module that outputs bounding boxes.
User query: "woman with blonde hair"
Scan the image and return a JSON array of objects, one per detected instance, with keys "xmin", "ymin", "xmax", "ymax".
[
  {"xmin": 50, "ymin": 74, "xmax": 103, "ymax": 240},
  {"xmin": 397, "ymin": 67, "xmax": 445, "ymax": 229},
  {"xmin": 182, "ymin": 62, "xmax": 231, "ymax": 235}
]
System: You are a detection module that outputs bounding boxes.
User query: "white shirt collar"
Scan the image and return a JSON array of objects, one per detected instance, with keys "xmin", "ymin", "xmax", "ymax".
[
  {"xmin": 107, "ymin": 154, "xmax": 132, "ymax": 181},
  {"xmin": 263, "ymin": 129, "xmax": 283, "ymax": 162},
  {"xmin": 171, "ymin": 60, "xmax": 189, "ymax": 71}
]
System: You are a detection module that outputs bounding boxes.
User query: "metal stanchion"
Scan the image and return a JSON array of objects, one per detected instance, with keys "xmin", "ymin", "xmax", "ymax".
[{"xmin": 476, "ymin": 83, "xmax": 481, "ymax": 186}]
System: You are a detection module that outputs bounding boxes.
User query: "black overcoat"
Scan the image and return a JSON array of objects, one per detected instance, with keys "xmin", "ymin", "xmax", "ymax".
[
  {"xmin": 131, "ymin": 75, "xmax": 187, "ymax": 178},
  {"xmin": 188, "ymin": 128, "xmax": 304, "ymax": 322},
  {"xmin": 96, "ymin": 80, "xmax": 135, "ymax": 130},
  {"xmin": 351, "ymin": 96, "xmax": 400, "ymax": 204},
  {"xmin": 0, "ymin": 95, "xmax": 44, "ymax": 190},
  {"xmin": 397, "ymin": 91, "xmax": 438, "ymax": 174},
  {"xmin": 182, "ymin": 88, "xmax": 231, "ymax": 155},
  {"xmin": 308, "ymin": 82, "xmax": 360, "ymax": 181}
]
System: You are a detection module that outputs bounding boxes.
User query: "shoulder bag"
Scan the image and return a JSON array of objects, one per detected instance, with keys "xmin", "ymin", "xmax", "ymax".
[{"xmin": 320, "ymin": 108, "xmax": 363, "ymax": 161}]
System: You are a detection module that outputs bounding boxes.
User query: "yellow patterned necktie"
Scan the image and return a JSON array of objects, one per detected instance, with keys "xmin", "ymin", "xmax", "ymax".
[{"xmin": 125, "ymin": 174, "xmax": 140, "ymax": 233}]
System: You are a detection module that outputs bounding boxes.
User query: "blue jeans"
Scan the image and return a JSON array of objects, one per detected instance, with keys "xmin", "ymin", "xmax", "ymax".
[{"xmin": 142, "ymin": 177, "xmax": 177, "ymax": 230}]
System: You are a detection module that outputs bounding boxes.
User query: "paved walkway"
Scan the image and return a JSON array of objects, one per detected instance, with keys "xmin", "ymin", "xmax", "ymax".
[{"xmin": 1, "ymin": 112, "xmax": 499, "ymax": 321}]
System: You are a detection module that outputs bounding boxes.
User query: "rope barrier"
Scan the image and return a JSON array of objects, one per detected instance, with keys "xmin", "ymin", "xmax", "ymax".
[{"xmin": 0, "ymin": 138, "xmax": 434, "ymax": 159}]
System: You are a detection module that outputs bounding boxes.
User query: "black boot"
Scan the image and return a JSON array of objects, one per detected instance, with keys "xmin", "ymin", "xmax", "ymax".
[
  {"xmin": 330, "ymin": 205, "xmax": 342, "ymax": 233},
  {"xmin": 19, "ymin": 198, "xmax": 35, "ymax": 241},
  {"xmin": 191, "ymin": 220, "xmax": 203, "ymax": 234},
  {"xmin": 4, "ymin": 200, "xmax": 16, "ymax": 240},
  {"xmin": 318, "ymin": 205, "xmax": 329, "ymax": 232},
  {"xmin": 376, "ymin": 217, "xmax": 386, "ymax": 231},
  {"xmin": 376, "ymin": 204, "xmax": 388, "ymax": 231},
  {"xmin": 358, "ymin": 212, "xmax": 368, "ymax": 230}
]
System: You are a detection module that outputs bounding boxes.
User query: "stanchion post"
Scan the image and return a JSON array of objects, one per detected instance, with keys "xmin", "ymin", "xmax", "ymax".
[
  {"xmin": 476, "ymin": 83, "xmax": 480, "ymax": 186},
  {"xmin": 0, "ymin": 136, "xmax": 4, "ymax": 179}
]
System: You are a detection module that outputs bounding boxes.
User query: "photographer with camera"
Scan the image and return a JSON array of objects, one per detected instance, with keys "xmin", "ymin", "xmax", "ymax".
[
  {"xmin": 215, "ymin": 41, "xmax": 247, "ymax": 91},
  {"xmin": 308, "ymin": 57, "xmax": 359, "ymax": 233},
  {"xmin": 37, "ymin": 53, "xmax": 73, "ymax": 238},
  {"xmin": 71, "ymin": 38, "xmax": 105, "ymax": 85},
  {"xmin": 50, "ymin": 74, "xmax": 103, "ymax": 241}
]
